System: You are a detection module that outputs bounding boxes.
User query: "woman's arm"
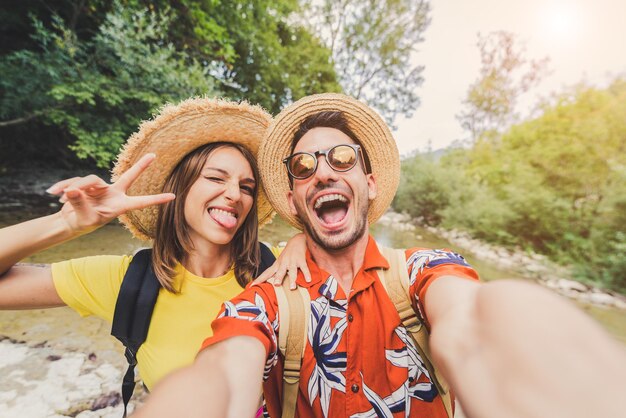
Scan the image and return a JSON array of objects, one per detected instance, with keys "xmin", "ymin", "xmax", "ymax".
[
  {"xmin": 0, "ymin": 212, "xmax": 76, "ymax": 308},
  {"xmin": 252, "ymin": 233, "xmax": 311, "ymax": 289},
  {"xmin": 0, "ymin": 154, "xmax": 174, "ymax": 309}
]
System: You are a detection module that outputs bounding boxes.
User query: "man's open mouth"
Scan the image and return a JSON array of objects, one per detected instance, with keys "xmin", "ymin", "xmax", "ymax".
[
  {"xmin": 313, "ymin": 193, "xmax": 350, "ymax": 226},
  {"xmin": 208, "ymin": 207, "xmax": 238, "ymax": 229}
]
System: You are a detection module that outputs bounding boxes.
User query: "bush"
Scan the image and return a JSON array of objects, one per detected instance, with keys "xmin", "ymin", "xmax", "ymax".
[
  {"xmin": 1, "ymin": 5, "xmax": 218, "ymax": 167},
  {"xmin": 393, "ymin": 154, "xmax": 454, "ymax": 225}
]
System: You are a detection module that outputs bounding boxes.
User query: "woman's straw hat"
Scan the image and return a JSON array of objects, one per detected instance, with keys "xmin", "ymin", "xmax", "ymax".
[
  {"xmin": 258, "ymin": 93, "xmax": 400, "ymax": 230},
  {"xmin": 112, "ymin": 97, "xmax": 274, "ymax": 241}
]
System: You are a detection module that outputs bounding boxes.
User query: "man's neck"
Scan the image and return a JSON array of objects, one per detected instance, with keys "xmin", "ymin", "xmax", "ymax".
[{"xmin": 306, "ymin": 232, "xmax": 370, "ymax": 294}]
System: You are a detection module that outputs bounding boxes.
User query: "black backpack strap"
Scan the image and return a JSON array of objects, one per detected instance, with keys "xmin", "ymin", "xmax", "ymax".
[
  {"xmin": 256, "ymin": 242, "xmax": 276, "ymax": 277},
  {"xmin": 111, "ymin": 248, "xmax": 160, "ymax": 417}
]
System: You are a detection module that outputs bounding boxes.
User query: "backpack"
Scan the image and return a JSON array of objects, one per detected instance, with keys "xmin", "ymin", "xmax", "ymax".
[
  {"xmin": 111, "ymin": 243, "xmax": 276, "ymax": 417},
  {"xmin": 274, "ymin": 246, "xmax": 453, "ymax": 418}
]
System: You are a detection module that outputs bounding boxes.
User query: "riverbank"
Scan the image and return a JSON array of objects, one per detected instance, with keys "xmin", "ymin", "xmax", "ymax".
[
  {"xmin": 0, "ymin": 308, "xmax": 147, "ymax": 417},
  {"xmin": 378, "ymin": 211, "xmax": 626, "ymax": 311}
]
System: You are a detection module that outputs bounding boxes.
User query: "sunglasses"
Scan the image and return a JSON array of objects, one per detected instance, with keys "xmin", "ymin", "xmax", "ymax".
[{"xmin": 283, "ymin": 144, "xmax": 364, "ymax": 180}]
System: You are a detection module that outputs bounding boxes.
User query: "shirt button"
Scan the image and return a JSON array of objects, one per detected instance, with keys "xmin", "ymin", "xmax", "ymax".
[
  {"xmin": 351, "ymin": 384, "xmax": 359, "ymax": 393},
  {"xmin": 348, "ymin": 313, "xmax": 354, "ymax": 322}
]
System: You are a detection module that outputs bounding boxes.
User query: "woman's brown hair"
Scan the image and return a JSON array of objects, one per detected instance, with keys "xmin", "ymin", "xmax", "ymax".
[{"xmin": 151, "ymin": 142, "xmax": 261, "ymax": 292}]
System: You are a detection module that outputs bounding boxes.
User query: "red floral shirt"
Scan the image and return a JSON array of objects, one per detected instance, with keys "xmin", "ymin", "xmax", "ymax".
[{"xmin": 201, "ymin": 236, "xmax": 479, "ymax": 417}]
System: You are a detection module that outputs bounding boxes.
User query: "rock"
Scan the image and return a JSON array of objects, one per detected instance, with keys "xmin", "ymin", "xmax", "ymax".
[
  {"xmin": 377, "ymin": 211, "xmax": 416, "ymax": 232},
  {"xmin": 575, "ymin": 292, "xmax": 592, "ymax": 304},
  {"xmin": 91, "ymin": 391, "xmax": 121, "ymax": 410},
  {"xmin": 614, "ymin": 299, "xmax": 626, "ymax": 310},
  {"xmin": 588, "ymin": 293, "xmax": 616, "ymax": 306},
  {"xmin": 0, "ymin": 340, "xmax": 29, "ymax": 367},
  {"xmin": 0, "ymin": 389, "xmax": 17, "ymax": 403},
  {"xmin": 94, "ymin": 363, "xmax": 120, "ymax": 382},
  {"xmin": 556, "ymin": 279, "xmax": 588, "ymax": 293},
  {"xmin": 544, "ymin": 279, "xmax": 560, "ymax": 290}
]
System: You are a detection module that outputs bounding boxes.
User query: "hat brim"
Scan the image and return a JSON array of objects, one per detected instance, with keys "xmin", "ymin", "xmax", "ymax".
[
  {"xmin": 258, "ymin": 93, "xmax": 400, "ymax": 230},
  {"xmin": 112, "ymin": 97, "xmax": 275, "ymax": 241}
]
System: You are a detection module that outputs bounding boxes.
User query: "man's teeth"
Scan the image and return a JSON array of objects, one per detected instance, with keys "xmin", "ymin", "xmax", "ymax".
[
  {"xmin": 209, "ymin": 208, "xmax": 237, "ymax": 218},
  {"xmin": 314, "ymin": 194, "xmax": 347, "ymax": 209}
]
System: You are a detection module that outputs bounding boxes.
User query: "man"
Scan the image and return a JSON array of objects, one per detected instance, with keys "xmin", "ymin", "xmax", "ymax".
[{"xmin": 135, "ymin": 94, "xmax": 626, "ymax": 418}]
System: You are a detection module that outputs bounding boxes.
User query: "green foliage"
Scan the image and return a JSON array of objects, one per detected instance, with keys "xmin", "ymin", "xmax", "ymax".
[
  {"xmin": 305, "ymin": 0, "xmax": 430, "ymax": 127},
  {"xmin": 140, "ymin": 0, "xmax": 341, "ymax": 113},
  {"xmin": 0, "ymin": 0, "xmax": 342, "ymax": 167},
  {"xmin": 1, "ymin": 5, "xmax": 218, "ymax": 167},
  {"xmin": 394, "ymin": 154, "xmax": 455, "ymax": 225},
  {"xmin": 394, "ymin": 80, "xmax": 626, "ymax": 293},
  {"xmin": 457, "ymin": 31, "xmax": 549, "ymax": 141},
  {"xmin": 214, "ymin": 0, "xmax": 341, "ymax": 112}
]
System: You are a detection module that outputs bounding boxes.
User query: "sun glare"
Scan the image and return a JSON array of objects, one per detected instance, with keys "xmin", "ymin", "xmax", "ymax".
[{"xmin": 541, "ymin": 3, "xmax": 582, "ymax": 41}]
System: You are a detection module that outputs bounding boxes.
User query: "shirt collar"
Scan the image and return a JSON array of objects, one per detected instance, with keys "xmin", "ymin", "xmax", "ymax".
[
  {"xmin": 362, "ymin": 235, "xmax": 390, "ymax": 271},
  {"xmin": 295, "ymin": 235, "xmax": 389, "ymax": 288}
]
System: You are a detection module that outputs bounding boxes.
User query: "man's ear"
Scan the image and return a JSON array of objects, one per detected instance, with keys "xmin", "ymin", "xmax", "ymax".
[
  {"xmin": 287, "ymin": 190, "xmax": 298, "ymax": 216},
  {"xmin": 367, "ymin": 174, "xmax": 377, "ymax": 201}
]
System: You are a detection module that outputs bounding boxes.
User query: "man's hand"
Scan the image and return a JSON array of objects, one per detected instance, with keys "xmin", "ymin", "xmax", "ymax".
[
  {"xmin": 133, "ymin": 336, "xmax": 266, "ymax": 418},
  {"xmin": 425, "ymin": 278, "xmax": 626, "ymax": 418}
]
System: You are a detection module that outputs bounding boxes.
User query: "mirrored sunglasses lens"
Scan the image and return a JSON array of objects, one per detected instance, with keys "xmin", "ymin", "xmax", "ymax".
[
  {"xmin": 289, "ymin": 154, "xmax": 316, "ymax": 178},
  {"xmin": 328, "ymin": 145, "xmax": 357, "ymax": 170}
]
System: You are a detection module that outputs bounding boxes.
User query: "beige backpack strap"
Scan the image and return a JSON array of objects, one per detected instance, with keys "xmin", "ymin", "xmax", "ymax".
[
  {"xmin": 378, "ymin": 246, "xmax": 453, "ymax": 418},
  {"xmin": 275, "ymin": 286, "xmax": 310, "ymax": 418}
]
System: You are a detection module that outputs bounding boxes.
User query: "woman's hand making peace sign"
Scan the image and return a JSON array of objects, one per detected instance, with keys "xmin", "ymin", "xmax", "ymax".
[{"xmin": 46, "ymin": 154, "xmax": 175, "ymax": 235}]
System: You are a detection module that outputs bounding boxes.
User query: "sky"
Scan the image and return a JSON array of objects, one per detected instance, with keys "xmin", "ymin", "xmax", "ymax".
[{"xmin": 393, "ymin": 0, "xmax": 626, "ymax": 156}]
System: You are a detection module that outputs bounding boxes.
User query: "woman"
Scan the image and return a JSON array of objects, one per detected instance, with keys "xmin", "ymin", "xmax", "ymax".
[{"xmin": 0, "ymin": 98, "xmax": 306, "ymax": 413}]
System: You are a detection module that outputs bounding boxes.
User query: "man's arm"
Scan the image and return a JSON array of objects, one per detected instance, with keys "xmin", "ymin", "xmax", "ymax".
[
  {"xmin": 425, "ymin": 277, "xmax": 626, "ymax": 418},
  {"xmin": 133, "ymin": 336, "xmax": 266, "ymax": 418}
]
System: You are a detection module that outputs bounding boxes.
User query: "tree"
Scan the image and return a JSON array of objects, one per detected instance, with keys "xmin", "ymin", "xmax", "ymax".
[
  {"xmin": 130, "ymin": 0, "xmax": 341, "ymax": 113},
  {"xmin": 463, "ymin": 79, "xmax": 626, "ymax": 290},
  {"xmin": 0, "ymin": 5, "xmax": 218, "ymax": 167},
  {"xmin": 457, "ymin": 31, "xmax": 549, "ymax": 142},
  {"xmin": 394, "ymin": 79, "xmax": 626, "ymax": 292},
  {"xmin": 0, "ymin": 0, "xmax": 342, "ymax": 166},
  {"xmin": 394, "ymin": 154, "xmax": 452, "ymax": 225},
  {"xmin": 304, "ymin": 0, "xmax": 430, "ymax": 127}
]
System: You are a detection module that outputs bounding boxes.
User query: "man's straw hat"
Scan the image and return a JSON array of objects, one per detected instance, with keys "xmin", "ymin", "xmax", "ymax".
[
  {"xmin": 258, "ymin": 93, "xmax": 400, "ymax": 230},
  {"xmin": 112, "ymin": 97, "xmax": 274, "ymax": 241}
]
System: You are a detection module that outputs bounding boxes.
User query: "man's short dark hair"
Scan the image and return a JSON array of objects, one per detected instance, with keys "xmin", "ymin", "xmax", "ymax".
[{"xmin": 291, "ymin": 111, "xmax": 372, "ymax": 173}]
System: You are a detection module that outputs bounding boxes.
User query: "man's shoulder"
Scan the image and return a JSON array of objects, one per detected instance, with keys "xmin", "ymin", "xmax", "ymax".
[{"xmin": 239, "ymin": 281, "xmax": 279, "ymax": 301}]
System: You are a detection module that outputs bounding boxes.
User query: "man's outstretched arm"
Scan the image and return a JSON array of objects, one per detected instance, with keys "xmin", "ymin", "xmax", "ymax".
[
  {"xmin": 132, "ymin": 336, "xmax": 266, "ymax": 418},
  {"xmin": 425, "ymin": 277, "xmax": 626, "ymax": 418}
]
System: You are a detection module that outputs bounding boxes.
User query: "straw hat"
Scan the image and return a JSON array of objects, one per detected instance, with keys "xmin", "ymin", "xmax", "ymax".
[
  {"xmin": 258, "ymin": 93, "xmax": 400, "ymax": 230},
  {"xmin": 112, "ymin": 97, "xmax": 274, "ymax": 241}
]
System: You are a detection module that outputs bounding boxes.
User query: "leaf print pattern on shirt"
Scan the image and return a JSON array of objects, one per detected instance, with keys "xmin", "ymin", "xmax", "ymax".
[
  {"xmin": 219, "ymin": 292, "xmax": 279, "ymax": 378},
  {"xmin": 307, "ymin": 276, "xmax": 348, "ymax": 418},
  {"xmin": 353, "ymin": 327, "xmax": 438, "ymax": 417}
]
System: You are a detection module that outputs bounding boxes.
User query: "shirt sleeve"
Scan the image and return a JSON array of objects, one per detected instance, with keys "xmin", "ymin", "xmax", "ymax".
[
  {"xmin": 405, "ymin": 248, "xmax": 479, "ymax": 327},
  {"xmin": 200, "ymin": 283, "xmax": 280, "ymax": 379},
  {"xmin": 51, "ymin": 255, "xmax": 132, "ymax": 322}
]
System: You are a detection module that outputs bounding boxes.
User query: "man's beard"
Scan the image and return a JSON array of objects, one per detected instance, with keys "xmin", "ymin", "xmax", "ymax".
[{"xmin": 297, "ymin": 193, "xmax": 369, "ymax": 251}]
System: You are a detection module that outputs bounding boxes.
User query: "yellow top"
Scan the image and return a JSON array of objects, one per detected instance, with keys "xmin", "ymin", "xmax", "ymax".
[{"xmin": 51, "ymin": 250, "xmax": 279, "ymax": 389}]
